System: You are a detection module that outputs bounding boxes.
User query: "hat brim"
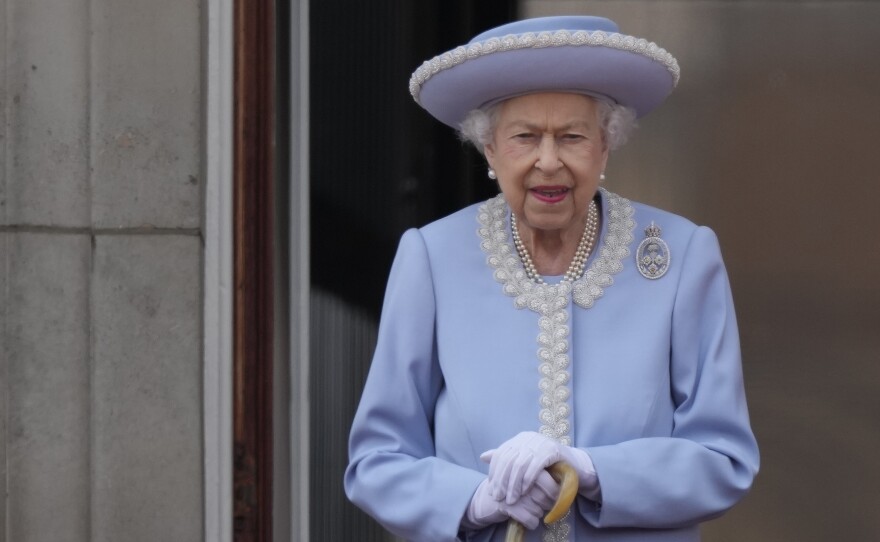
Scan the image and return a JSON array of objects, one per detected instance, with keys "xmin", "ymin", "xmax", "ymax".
[{"xmin": 411, "ymin": 27, "xmax": 679, "ymax": 128}]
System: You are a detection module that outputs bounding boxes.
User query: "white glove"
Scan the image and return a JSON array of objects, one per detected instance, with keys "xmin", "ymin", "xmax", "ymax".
[
  {"xmin": 481, "ymin": 431, "xmax": 599, "ymax": 504},
  {"xmin": 464, "ymin": 471, "xmax": 560, "ymax": 531}
]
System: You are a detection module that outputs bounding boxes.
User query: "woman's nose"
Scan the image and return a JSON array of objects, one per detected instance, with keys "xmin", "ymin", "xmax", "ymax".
[{"xmin": 535, "ymin": 136, "xmax": 562, "ymax": 173}]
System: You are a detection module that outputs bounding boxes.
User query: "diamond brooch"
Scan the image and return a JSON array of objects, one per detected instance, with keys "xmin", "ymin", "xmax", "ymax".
[{"xmin": 636, "ymin": 221, "xmax": 670, "ymax": 279}]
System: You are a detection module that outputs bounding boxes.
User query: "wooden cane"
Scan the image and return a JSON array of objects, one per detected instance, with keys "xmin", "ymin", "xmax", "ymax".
[{"xmin": 504, "ymin": 461, "xmax": 579, "ymax": 542}]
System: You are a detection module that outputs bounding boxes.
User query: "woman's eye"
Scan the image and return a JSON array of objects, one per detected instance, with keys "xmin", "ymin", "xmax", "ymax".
[
  {"xmin": 513, "ymin": 133, "xmax": 535, "ymax": 140},
  {"xmin": 562, "ymin": 133, "xmax": 585, "ymax": 141}
]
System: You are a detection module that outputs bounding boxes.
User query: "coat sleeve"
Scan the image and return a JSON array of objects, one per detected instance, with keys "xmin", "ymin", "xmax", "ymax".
[
  {"xmin": 344, "ymin": 228, "xmax": 485, "ymax": 542},
  {"xmin": 580, "ymin": 226, "xmax": 760, "ymax": 529}
]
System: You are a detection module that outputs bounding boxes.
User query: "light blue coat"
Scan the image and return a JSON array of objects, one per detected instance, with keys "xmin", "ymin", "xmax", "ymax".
[{"xmin": 345, "ymin": 190, "xmax": 759, "ymax": 541}]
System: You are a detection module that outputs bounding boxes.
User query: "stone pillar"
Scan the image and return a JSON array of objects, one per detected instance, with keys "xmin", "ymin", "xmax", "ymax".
[{"xmin": 0, "ymin": 0, "xmax": 204, "ymax": 539}]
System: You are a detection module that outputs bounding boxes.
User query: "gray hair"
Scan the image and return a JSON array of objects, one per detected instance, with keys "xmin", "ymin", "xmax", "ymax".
[{"xmin": 458, "ymin": 97, "xmax": 637, "ymax": 153}]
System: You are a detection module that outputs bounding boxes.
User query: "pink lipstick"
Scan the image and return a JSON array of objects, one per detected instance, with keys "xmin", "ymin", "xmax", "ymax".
[{"xmin": 530, "ymin": 186, "xmax": 569, "ymax": 204}]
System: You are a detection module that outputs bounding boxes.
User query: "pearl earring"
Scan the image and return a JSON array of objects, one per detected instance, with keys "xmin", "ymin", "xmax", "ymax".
[
  {"xmin": 600, "ymin": 172, "xmax": 606, "ymax": 181},
  {"xmin": 487, "ymin": 168, "xmax": 497, "ymax": 180}
]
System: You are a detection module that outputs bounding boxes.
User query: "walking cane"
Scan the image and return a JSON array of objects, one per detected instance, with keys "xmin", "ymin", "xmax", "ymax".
[{"xmin": 505, "ymin": 461, "xmax": 579, "ymax": 542}]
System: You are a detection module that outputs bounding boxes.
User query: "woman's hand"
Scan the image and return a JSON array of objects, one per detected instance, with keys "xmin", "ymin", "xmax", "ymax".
[
  {"xmin": 481, "ymin": 431, "xmax": 598, "ymax": 504},
  {"xmin": 465, "ymin": 471, "xmax": 560, "ymax": 530}
]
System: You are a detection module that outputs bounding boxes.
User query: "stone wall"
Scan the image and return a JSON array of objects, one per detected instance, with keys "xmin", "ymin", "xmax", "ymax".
[{"xmin": 0, "ymin": 0, "xmax": 204, "ymax": 540}]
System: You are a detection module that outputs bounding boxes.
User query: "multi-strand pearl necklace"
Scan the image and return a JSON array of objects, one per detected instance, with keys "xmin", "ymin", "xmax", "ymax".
[{"xmin": 510, "ymin": 199, "xmax": 600, "ymax": 284}]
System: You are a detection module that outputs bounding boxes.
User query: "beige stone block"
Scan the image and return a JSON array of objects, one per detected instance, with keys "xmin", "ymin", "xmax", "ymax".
[
  {"xmin": 91, "ymin": 234, "xmax": 202, "ymax": 541},
  {"xmin": 1, "ymin": 2, "xmax": 7, "ymax": 227},
  {"xmin": 0, "ymin": 233, "xmax": 7, "ymax": 539},
  {"xmin": 90, "ymin": 0, "xmax": 201, "ymax": 229},
  {"xmin": 4, "ymin": 0, "xmax": 91, "ymax": 227},
  {"xmin": 4, "ymin": 233, "xmax": 91, "ymax": 541}
]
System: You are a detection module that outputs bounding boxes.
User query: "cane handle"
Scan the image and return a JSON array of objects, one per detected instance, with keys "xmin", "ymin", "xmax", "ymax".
[{"xmin": 504, "ymin": 461, "xmax": 579, "ymax": 542}]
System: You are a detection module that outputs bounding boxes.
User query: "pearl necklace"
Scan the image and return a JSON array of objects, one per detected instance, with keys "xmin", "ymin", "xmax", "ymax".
[{"xmin": 510, "ymin": 199, "xmax": 600, "ymax": 284}]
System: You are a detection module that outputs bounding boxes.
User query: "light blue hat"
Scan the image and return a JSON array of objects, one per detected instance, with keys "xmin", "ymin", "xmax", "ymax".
[{"xmin": 409, "ymin": 16, "xmax": 680, "ymax": 128}]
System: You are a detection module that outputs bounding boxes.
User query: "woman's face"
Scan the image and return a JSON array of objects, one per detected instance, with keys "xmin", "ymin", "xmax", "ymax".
[{"xmin": 484, "ymin": 92, "xmax": 608, "ymax": 237}]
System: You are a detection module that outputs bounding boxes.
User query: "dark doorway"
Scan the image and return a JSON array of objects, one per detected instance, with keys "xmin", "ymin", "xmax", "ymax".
[{"xmin": 308, "ymin": 1, "xmax": 516, "ymax": 539}]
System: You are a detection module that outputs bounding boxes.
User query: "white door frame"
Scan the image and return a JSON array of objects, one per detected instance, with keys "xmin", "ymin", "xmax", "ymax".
[{"xmin": 204, "ymin": 0, "xmax": 234, "ymax": 539}]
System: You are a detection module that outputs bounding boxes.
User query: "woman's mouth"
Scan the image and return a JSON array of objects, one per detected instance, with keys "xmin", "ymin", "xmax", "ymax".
[{"xmin": 530, "ymin": 186, "xmax": 569, "ymax": 204}]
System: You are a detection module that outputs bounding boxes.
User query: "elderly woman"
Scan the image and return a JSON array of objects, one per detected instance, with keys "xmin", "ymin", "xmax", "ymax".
[{"xmin": 344, "ymin": 16, "xmax": 759, "ymax": 542}]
